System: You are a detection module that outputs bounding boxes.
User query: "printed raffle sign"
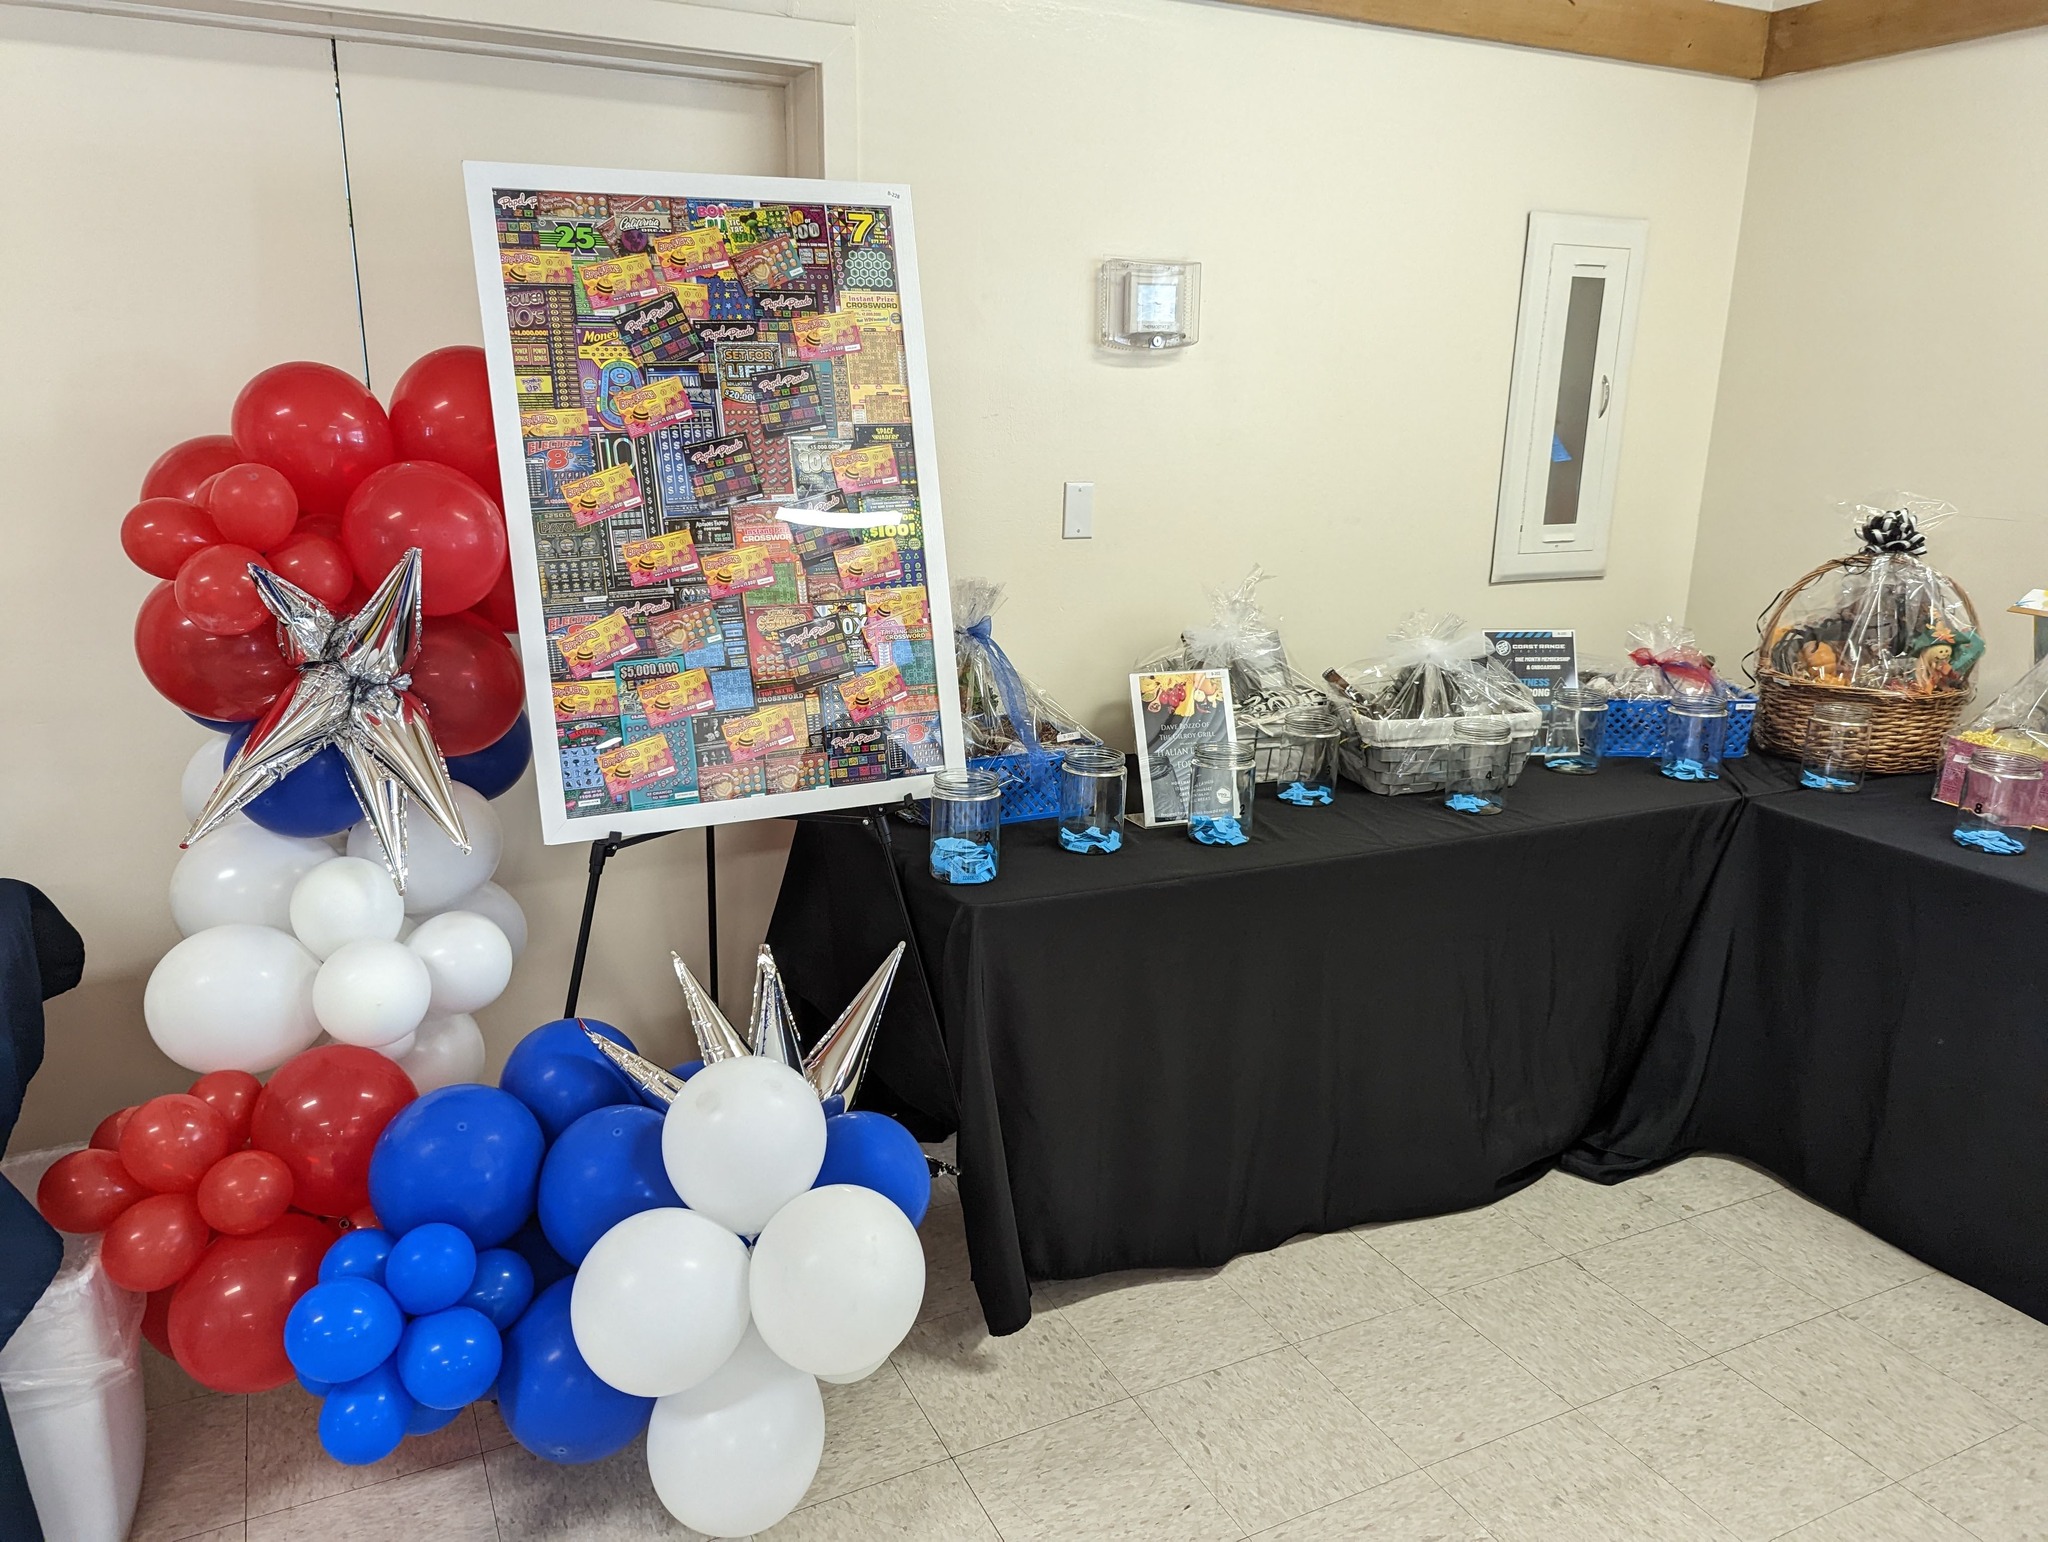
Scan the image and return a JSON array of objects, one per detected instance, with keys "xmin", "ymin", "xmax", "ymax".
[{"xmin": 465, "ymin": 166, "xmax": 961, "ymax": 840}]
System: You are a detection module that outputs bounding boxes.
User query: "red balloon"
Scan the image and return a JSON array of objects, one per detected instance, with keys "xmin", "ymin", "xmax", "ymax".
[
  {"xmin": 141, "ymin": 1286, "xmax": 177, "ymax": 1358},
  {"xmin": 346, "ymin": 1204, "xmax": 381, "ymax": 1232},
  {"xmin": 409, "ymin": 611, "xmax": 523, "ymax": 755},
  {"xmin": 121, "ymin": 497, "xmax": 222, "ymax": 580},
  {"xmin": 188, "ymin": 1070, "xmax": 263, "ymax": 1147},
  {"xmin": 102, "ymin": 1193, "xmax": 212, "ymax": 1293},
  {"xmin": 120, "ymin": 1093, "xmax": 235, "ymax": 1194},
  {"xmin": 89, "ymin": 1105, "xmax": 137, "ymax": 1152},
  {"xmin": 248, "ymin": 1046, "xmax": 416, "ymax": 1218},
  {"xmin": 231, "ymin": 362, "xmax": 393, "ymax": 521},
  {"xmin": 36, "ymin": 1149, "xmax": 149, "ymax": 1233},
  {"xmin": 174, "ymin": 544, "xmax": 270, "ymax": 636},
  {"xmin": 134, "ymin": 582, "xmax": 293, "ymax": 721},
  {"xmin": 473, "ymin": 564, "xmax": 520, "ymax": 633},
  {"xmin": 140, "ymin": 435, "xmax": 241, "ymax": 503},
  {"xmin": 389, "ymin": 346, "xmax": 501, "ymax": 500},
  {"xmin": 168, "ymin": 1212, "xmax": 332, "ymax": 1394},
  {"xmin": 340, "ymin": 462, "xmax": 507, "ymax": 616},
  {"xmin": 205, "ymin": 463, "xmax": 299, "ymax": 549},
  {"xmin": 264, "ymin": 529, "xmax": 354, "ymax": 607},
  {"xmin": 196, "ymin": 1151, "xmax": 295, "ymax": 1236}
]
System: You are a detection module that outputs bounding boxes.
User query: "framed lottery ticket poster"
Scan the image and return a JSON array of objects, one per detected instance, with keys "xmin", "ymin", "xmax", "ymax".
[{"xmin": 463, "ymin": 164, "xmax": 962, "ymax": 842}]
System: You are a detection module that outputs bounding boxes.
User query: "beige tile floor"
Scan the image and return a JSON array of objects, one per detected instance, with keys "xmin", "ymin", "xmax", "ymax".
[{"xmin": 129, "ymin": 1157, "xmax": 2048, "ymax": 1541}]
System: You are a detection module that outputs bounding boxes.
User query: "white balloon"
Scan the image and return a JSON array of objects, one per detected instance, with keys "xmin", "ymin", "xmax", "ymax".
[
  {"xmin": 817, "ymin": 1356, "xmax": 890, "ymax": 1386},
  {"xmin": 447, "ymin": 881, "xmax": 527, "ymax": 959},
  {"xmin": 572, "ymin": 1208, "xmax": 751, "ymax": 1398},
  {"xmin": 750, "ymin": 1185, "xmax": 925, "ymax": 1379},
  {"xmin": 645, "ymin": 1326, "xmax": 823, "ymax": 1539},
  {"xmin": 346, "ymin": 785, "xmax": 503, "ymax": 914},
  {"xmin": 662, "ymin": 1059, "xmax": 826, "ymax": 1237},
  {"xmin": 144, "ymin": 923, "xmax": 321, "ymax": 1073},
  {"xmin": 393, "ymin": 1013, "xmax": 487, "ymax": 1094},
  {"xmin": 374, "ymin": 1030, "xmax": 418, "ymax": 1059},
  {"xmin": 407, "ymin": 911, "xmax": 513, "ymax": 1014},
  {"xmin": 289, "ymin": 856, "xmax": 404, "ymax": 959},
  {"xmin": 313, "ymin": 939, "xmax": 431, "ymax": 1047},
  {"xmin": 170, "ymin": 821, "xmax": 335, "ymax": 936},
  {"xmin": 180, "ymin": 738, "xmax": 226, "ymax": 821}
]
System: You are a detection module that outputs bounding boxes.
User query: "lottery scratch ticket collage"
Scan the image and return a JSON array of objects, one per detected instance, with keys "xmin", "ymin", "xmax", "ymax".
[{"xmin": 466, "ymin": 169, "xmax": 958, "ymax": 838}]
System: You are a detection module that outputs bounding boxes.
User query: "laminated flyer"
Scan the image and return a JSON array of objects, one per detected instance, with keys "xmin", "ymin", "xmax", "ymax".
[{"xmin": 467, "ymin": 165, "xmax": 961, "ymax": 839}]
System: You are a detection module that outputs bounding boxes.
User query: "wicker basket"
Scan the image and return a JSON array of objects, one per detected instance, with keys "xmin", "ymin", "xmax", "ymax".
[{"xmin": 1753, "ymin": 556, "xmax": 1977, "ymax": 774}]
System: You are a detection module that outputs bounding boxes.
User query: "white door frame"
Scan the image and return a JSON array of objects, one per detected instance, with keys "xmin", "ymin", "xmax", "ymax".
[{"xmin": 1, "ymin": 0, "xmax": 857, "ymax": 176}]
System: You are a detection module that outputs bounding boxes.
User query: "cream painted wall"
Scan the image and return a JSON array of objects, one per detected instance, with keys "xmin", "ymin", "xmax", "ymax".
[
  {"xmin": 1686, "ymin": 32, "xmax": 2048, "ymax": 697},
  {"xmin": 853, "ymin": 0, "xmax": 1756, "ymax": 729},
  {"xmin": 5, "ymin": 0, "xmax": 1761, "ymax": 1150}
]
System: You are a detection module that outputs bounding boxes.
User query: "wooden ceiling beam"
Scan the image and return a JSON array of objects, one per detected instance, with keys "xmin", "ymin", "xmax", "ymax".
[
  {"xmin": 1212, "ymin": 0, "xmax": 2048, "ymax": 80},
  {"xmin": 1213, "ymin": 0, "xmax": 1770, "ymax": 79},
  {"xmin": 1762, "ymin": 0, "xmax": 2048, "ymax": 75}
]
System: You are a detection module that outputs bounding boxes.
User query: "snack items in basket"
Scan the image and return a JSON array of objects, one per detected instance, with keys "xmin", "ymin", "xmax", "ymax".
[
  {"xmin": 1933, "ymin": 650, "xmax": 2048, "ymax": 828},
  {"xmin": 1320, "ymin": 613, "xmax": 1541, "ymax": 796},
  {"xmin": 1139, "ymin": 567, "xmax": 1325, "ymax": 783},
  {"xmin": 1753, "ymin": 495, "xmax": 1982, "ymax": 772},
  {"xmin": 945, "ymin": 578, "xmax": 1099, "ymax": 823}
]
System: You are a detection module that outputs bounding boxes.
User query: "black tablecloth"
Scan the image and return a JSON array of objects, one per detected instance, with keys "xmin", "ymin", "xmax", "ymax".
[
  {"xmin": 771, "ymin": 760, "xmax": 1759, "ymax": 1335},
  {"xmin": 1568, "ymin": 766, "xmax": 2048, "ymax": 1323}
]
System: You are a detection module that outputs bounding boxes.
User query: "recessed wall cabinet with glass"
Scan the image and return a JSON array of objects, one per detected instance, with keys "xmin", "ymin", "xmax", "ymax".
[{"xmin": 1491, "ymin": 212, "xmax": 1647, "ymax": 583}]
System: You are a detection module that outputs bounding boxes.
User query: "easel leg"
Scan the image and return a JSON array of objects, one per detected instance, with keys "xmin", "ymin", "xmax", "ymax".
[
  {"xmin": 705, "ymin": 825, "xmax": 720, "ymax": 1003},
  {"xmin": 564, "ymin": 834, "xmax": 620, "ymax": 1018}
]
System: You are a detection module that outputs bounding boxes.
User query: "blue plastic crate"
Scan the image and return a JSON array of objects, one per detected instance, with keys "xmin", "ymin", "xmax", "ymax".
[
  {"xmin": 1602, "ymin": 695, "xmax": 1756, "ymax": 758},
  {"xmin": 970, "ymin": 748, "xmax": 1066, "ymax": 823}
]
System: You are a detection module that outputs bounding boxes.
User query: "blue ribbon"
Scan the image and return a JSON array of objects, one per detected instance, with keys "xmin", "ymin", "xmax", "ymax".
[
  {"xmin": 1662, "ymin": 758, "xmax": 1718, "ymax": 782},
  {"xmin": 931, "ymin": 836, "xmax": 998, "ymax": 883},
  {"xmin": 1278, "ymin": 782, "xmax": 1332, "ymax": 806},
  {"xmin": 1444, "ymin": 792, "xmax": 1494, "ymax": 813},
  {"xmin": 1059, "ymin": 825, "xmax": 1122, "ymax": 854},
  {"xmin": 1954, "ymin": 827, "xmax": 2026, "ymax": 855},
  {"xmin": 1190, "ymin": 813, "xmax": 1248, "ymax": 846},
  {"xmin": 963, "ymin": 616, "xmax": 1037, "ymax": 755},
  {"xmin": 1799, "ymin": 770, "xmax": 1858, "ymax": 792}
]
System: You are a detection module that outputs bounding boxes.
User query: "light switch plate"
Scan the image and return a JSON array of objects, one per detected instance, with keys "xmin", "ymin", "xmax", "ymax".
[{"xmin": 1063, "ymin": 481, "xmax": 1094, "ymax": 539}]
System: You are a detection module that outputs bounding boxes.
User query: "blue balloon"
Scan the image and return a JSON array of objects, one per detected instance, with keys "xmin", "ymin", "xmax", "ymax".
[
  {"xmin": 406, "ymin": 1402, "xmax": 462, "ymax": 1437},
  {"xmin": 504, "ymin": 1217, "xmax": 575, "ymax": 1296},
  {"xmin": 634, "ymin": 1059, "xmax": 702, "ymax": 1113},
  {"xmin": 223, "ymin": 723, "xmax": 361, "ymax": 838},
  {"xmin": 284, "ymin": 1280, "xmax": 405, "ymax": 1386},
  {"xmin": 499, "ymin": 1020, "xmax": 639, "ymax": 1142},
  {"xmin": 298, "ymin": 1372, "xmax": 334, "ymax": 1398},
  {"xmin": 448, "ymin": 713, "xmax": 532, "ymax": 800},
  {"xmin": 537, "ymin": 1104, "xmax": 681, "ymax": 1264},
  {"xmin": 185, "ymin": 712, "xmax": 247, "ymax": 735},
  {"xmin": 815, "ymin": 1111, "xmax": 932, "ymax": 1226},
  {"xmin": 386, "ymin": 1223, "xmax": 479, "ymax": 1316},
  {"xmin": 397, "ymin": 1305, "xmax": 503, "ymax": 1411},
  {"xmin": 464, "ymin": 1248, "xmax": 534, "ymax": 1331},
  {"xmin": 319, "ymin": 1228, "xmax": 394, "ymax": 1287},
  {"xmin": 368, "ymin": 1085, "xmax": 545, "ymax": 1249},
  {"xmin": 497, "ymin": 1278, "xmax": 652, "ymax": 1465},
  {"xmin": 319, "ymin": 1360, "xmax": 413, "ymax": 1466}
]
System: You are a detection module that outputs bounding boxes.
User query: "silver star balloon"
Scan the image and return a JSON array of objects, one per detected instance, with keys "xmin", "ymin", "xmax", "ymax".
[
  {"xmin": 659, "ymin": 943, "xmax": 904, "ymax": 1109},
  {"xmin": 748, "ymin": 946, "xmax": 803, "ymax": 1069},
  {"xmin": 183, "ymin": 548, "xmax": 469, "ymax": 892}
]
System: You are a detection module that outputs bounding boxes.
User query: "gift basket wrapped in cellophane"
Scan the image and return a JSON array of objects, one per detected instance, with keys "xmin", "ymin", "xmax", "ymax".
[
  {"xmin": 1753, "ymin": 496, "xmax": 1982, "ymax": 773},
  {"xmin": 1933, "ymin": 652, "xmax": 2048, "ymax": 828},
  {"xmin": 1320, "ymin": 613, "xmax": 1542, "ymax": 795},
  {"xmin": 1583, "ymin": 618, "xmax": 1757, "ymax": 758},
  {"xmin": 1137, "ymin": 568, "xmax": 1331, "ymax": 784},
  {"xmin": 949, "ymin": 578, "xmax": 1102, "ymax": 822}
]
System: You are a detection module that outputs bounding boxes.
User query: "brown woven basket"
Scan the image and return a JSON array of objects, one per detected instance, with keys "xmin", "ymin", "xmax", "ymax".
[{"xmin": 1752, "ymin": 555, "xmax": 1976, "ymax": 774}]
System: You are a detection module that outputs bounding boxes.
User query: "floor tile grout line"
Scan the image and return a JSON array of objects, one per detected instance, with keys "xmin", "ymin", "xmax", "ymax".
[
  {"xmin": 475, "ymin": 1435, "xmax": 507, "ymax": 1542},
  {"xmin": 1125, "ymin": 1391, "xmax": 1251, "ymax": 1536},
  {"xmin": 1289, "ymin": 1334, "xmax": 1428, "ymax": 1490}
]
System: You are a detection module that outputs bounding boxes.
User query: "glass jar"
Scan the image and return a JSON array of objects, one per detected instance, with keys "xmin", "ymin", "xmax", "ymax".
[
  {"xmin": 929, "ymin": 768, "xmax": 1002, "ymax": 883},
  {"xmin": 1276, "ymin": 705, "xmax": 1341, "ymax": 806},
  {"xmin": 1189, "ymin": 742, "xmax": 1255, "ymax": 844},
  {"xmin": 1445, "ymin": 718, "xmax": 1512, "ymax": 815},
  {"xmin": 1953, "ymin": 747, "xmax": 2042, "ymax": 855},
  {"xmin": 1799, "ymin": 700, "xmax": 1872, "ymax": 794},
  {"xmin": 1057, "ymin": 744, "xmax": 1126, "ymax": 854},
  {"xmin": 1543, "ymin": 685, "xmax": 1608, "ymax": 775},
  {"xmin": 1660, "ymin": 698, "xmax": 1729, "ymax": 782}
]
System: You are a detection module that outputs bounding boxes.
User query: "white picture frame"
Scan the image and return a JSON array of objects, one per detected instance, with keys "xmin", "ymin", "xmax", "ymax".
[
  {"xmin": 1129, "ymin": 669, "xmax": 1238, "ymax": 827},
  {"xmin": 463, "ymin": 163, "xmax": 963, "ymax": 843}
]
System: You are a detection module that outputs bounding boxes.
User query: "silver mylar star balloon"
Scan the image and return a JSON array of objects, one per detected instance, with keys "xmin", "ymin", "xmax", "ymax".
[
  {"xmin": 657, "ymin": 945, "xmax": 904, "ymax": 1108},
  {"xmin": 184, "ymin": 548, "xmax": 469, "ymax": 892}
]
